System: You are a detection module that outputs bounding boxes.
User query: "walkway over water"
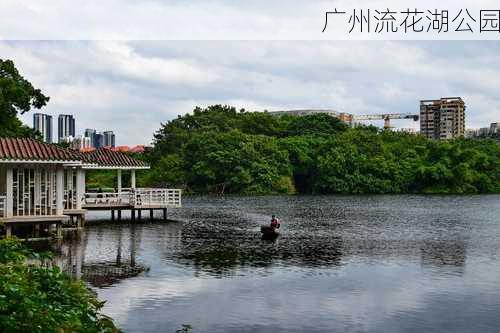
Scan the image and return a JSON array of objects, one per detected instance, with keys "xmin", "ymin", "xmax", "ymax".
[{"xmin": 82, "ymin": 188, "xmax": 182, "ymax": 210}]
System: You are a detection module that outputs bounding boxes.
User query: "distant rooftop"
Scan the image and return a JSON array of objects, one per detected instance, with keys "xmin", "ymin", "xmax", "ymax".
[{"xmin": 268, "ymin": 109, "xmax": 341, "ymax": 116}]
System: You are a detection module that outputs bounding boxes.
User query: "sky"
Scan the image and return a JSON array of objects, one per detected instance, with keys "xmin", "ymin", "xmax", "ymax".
[
  {"xmin": 1, "ymin": 40, "xmax": 500, "ymax": 145},
  {"xmin": 1, "ymin": 0, "xmax": 497, "ymax": 40}
]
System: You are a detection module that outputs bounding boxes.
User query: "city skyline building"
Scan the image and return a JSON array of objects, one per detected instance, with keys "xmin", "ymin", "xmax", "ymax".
[
  {"xmin": 70, "ymin": 135, "xmax": 92, "ymax": 150},
  {"xmin": 490, "ymin": 122, "xmax": 499, "ymax": 135},
  {"xmin": 57, "ymin": 114, "xmax": 75, "ymax": 143},
  {"xmin": 84, "ymin": 128, "xmax": 96, "ymax": 147},
  {"xmin": 466, "ymin": 122, "xmax": 500, "ymax": 139},
  {"xmin": 81, "ymin": 136, "xmax": 92, "ymax": 149},
  {"xmin": 33, "ymin": 113, "xmax": 53, "ymax": 143},
  {"xmin": 84, "ymin": 128, "xmax": 116, "ymax": 148},
  {"xmin": 420, "ymin": 97, "xmax": 466, "ymax": 140},
  {"xmin": 94, "ymin": 133, "xmax": 104, "ymax": 148},
  {"xmin": 103, "ymin": 131, "xmax": 116, "ymax": 148}
]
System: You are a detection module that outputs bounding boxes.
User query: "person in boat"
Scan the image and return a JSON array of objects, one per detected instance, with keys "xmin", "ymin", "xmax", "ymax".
[{"xmin": 270, "ymin": 215, "xmax": 280, "ymax": 229}]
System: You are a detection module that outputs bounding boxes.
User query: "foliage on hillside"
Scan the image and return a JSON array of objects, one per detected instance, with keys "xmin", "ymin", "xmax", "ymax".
[
  {"xmin": 146, "ymin": 105, "xmax": 500, "ymax": 195},
  {"xmin": 0, "ymin": 238, "xmax": 119, "ymax": 333}
]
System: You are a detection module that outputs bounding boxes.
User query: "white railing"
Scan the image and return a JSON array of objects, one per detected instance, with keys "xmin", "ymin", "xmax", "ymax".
[
  {"xmin": 83, "ymin": 188, "xmax": 182, "ymax": 208},
  {"xmin": 0, "ymin": 195, "xmax": 6, "ymax": 218},
  {"xmin": 131, "ymin": 188, "xmax": 182, "ymax": 208},
  {"xmin": 83, "ymin": 191, "xmax": 131, "ymax": 206}
]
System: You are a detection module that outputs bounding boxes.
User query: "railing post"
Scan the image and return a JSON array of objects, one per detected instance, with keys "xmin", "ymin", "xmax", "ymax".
[
  {"xmin": 56, "ymin": 167, "xmax": 64, "ymax": 215},
  {"xmin": 76, "ymin": 168, "xmax": 85, "ymax": 210},
  {"xmin": 131, "ymin": 170, "xmax": 136, "ymax": 189},
  {"xmin": 117, "ymin": 169, "xmax": 122, "ymax": 193},
  {"xmin": 5, "ymin": 167, "xmax": 13, "ymax": 218}
]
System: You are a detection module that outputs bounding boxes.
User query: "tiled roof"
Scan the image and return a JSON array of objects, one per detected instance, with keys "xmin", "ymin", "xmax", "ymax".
[
  {"xmin": 80, "ymin": 147, "xmax": 149, "ymax": 168},
  {"xmin": 0, "ymin": 138, "xmax": 81, "ymax": 162},
  {"xmin": 0, "ymin": 138, "xmax": 149, "ymax": 168}
]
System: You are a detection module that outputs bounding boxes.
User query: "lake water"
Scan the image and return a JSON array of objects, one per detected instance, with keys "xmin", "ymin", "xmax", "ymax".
[{"xmin": 55, "ymin": 195, "xmax": 500, "ymax": 332}]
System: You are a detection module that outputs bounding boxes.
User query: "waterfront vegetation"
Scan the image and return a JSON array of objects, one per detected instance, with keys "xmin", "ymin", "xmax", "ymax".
[
  {"xmin": 143, "ymin": 105, "xmax": 500, "ymax": 195},
  {"xmin": 0, "ymin": 238, "xmax": 119, "ymax": 333}
]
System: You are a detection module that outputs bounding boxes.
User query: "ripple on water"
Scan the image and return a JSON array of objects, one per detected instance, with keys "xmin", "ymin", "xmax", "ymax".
[{"xmin": 52, "ymin": 195, "xmax": 500, "ymax": 333}]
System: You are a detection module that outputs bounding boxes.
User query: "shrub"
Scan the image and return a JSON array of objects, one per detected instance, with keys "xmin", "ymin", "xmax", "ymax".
[{"xmin": 0, "ymin": 238, "xmax": 119, "ymax": 333}]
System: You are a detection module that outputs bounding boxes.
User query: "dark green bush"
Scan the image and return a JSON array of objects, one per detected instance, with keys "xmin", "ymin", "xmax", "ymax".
[{"xmin": 0, "ymin": 238, "xmax": 119, "ymax": 333}]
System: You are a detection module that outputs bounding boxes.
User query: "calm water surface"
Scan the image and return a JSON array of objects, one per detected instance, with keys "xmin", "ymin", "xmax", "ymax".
[{"xmin": 55, "ymin": 195, "xmax": 500, "ymax": 332}]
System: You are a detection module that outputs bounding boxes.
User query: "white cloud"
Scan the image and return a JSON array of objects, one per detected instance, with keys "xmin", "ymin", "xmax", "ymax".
[
  {"xmin": 1, "ymin": 40, "xmax": 499, "ymax": 145},
  {"xmin": 93, "ymin": 41, "xmax": 218, "ymax": 85}
]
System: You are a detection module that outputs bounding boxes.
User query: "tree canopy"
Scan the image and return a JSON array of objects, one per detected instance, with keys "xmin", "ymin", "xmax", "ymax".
[
  {"xmin": 145, "ymin": 105, "xmax": 500, "ymax": 195},
  {"xmin": 0, "ymin": 59, "xmax": 49, "ymax": 137}
]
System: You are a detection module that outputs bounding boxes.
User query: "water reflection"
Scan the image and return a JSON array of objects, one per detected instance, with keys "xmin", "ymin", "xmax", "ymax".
[
  {"xmin": 54, "ymin": 224, "xmax": 148, "ymax": 288},
  {"xmin": 48, "ymin": 195, "xmax": 500, "ymax": 333},
  {"xmin": 178, "ymin": 226, "xmax": 344, "ymax": 276}
]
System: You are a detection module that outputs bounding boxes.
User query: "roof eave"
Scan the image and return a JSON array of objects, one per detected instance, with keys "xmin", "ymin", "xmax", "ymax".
[
  {"xmin": 0, "ymin": 159, "xmax": 83, "ymax": 165},
  {"xmin": 82, "ymin": 165, "xmax": 150, "ymax": 170}
]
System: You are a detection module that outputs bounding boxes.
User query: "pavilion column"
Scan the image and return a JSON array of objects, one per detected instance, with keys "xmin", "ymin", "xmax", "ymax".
[
  {"xmin": 76, "ymin": 168, "xmax": 85, "ymax": 210},
  {"xmin": 56, "ymin": 167, "xmax": 64, "ymax": 215},
  {"xmin": 5, "ymin": 167, "xmax": 13, "ymax": 218},
  {"xmin": 117, "ymin": 170, "xmax": 122, "ymax": 193},
  {"xmin": 131, "ymin": 170, "xmax": 136, "ymax": 189}
]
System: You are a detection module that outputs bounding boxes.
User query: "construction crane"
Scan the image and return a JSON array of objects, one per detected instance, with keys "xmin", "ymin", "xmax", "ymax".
[{"xmin": 353, "ymin": 113, "xmax": 419, "ymax": 129}]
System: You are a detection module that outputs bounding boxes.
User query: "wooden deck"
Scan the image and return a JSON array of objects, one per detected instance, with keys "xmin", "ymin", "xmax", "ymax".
[
  {"xmin": 0, "ymin": 214, "xmax": 68, "ymax": 239},
  {"xmin": 0, "ymin": 215, "xmax": 68, "ymax": 224}
]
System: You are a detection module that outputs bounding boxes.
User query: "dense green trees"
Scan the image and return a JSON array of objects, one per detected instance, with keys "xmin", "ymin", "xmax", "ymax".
[
  {"xmin": 0, "ymin": 238, "xmax": 119, "ymax": 333},
  {"xmin": 0, "ymin": 59, "xmax": 49, "ymax": 138},
  {"xmin": 147, "ymin": 105, "xmax": 500, "ymax": 194}
]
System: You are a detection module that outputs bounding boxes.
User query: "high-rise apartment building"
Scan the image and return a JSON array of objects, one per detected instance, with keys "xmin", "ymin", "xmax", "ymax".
[
  {"xmin": 58, "ymin": 114, "xmax": 76, "ymax": 143},
  {"xmin": 84, "ymin": 128, "xmax": 96, "ymax": 147},
  {"xmin": 490, "ymin": 122, "xmax": 499, "ymax": 135},
  {"xmin": 69, "ymin": 136, "xmax": 92, "ymax": 150},
  {"xmin": 83, "ymin": 128, "xmax": 116, "ymax": 148},
  {"xmin": 84, "ymin": 129, "xmax": 103, "ymax": 148},
  {"xmin": 33, "ymin": 113, "xmax": 53, "ymax": 143},
  {"xmin": 420, "ymin": 97, "xmax": 465, "ymax": 140},
  {"xmin": 103, "ymin": 131, "xmax": 116, "ymax": 148},
  {"xmin": 94, "ymin": 133, "xmax": 104, "ymax": 148},
  {"xmin": 81, "ymin": 136, "xmax": 92, "ymax": 149}
]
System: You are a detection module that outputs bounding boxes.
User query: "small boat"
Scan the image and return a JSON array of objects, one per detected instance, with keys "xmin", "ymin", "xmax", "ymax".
[{"xmin": 261, "ymin": 225, "xmax": 279, "ymax": 239}]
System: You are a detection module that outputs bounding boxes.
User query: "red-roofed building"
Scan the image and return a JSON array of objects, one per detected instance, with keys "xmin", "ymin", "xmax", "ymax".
[{"xmin": 0, "ymin": 138, "xmax": 180, "ymax": 240}]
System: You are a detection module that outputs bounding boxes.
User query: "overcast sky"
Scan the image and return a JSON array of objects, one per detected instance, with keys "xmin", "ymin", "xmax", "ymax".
[{"xmin": 1, "ymin": 41, "xmax": 499, "ymax": 145}]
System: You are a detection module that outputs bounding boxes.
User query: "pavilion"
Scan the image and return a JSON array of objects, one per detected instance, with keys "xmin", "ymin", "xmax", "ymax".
[{"xmin": 0, "ymin": 138, "xmax": 181, "ymax": 240}]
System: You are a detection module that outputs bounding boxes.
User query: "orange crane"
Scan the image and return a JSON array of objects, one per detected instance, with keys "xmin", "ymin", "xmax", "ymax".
[{"xmin": 353, "ymin": 113, "xmax": 419, "ymax": 129}]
